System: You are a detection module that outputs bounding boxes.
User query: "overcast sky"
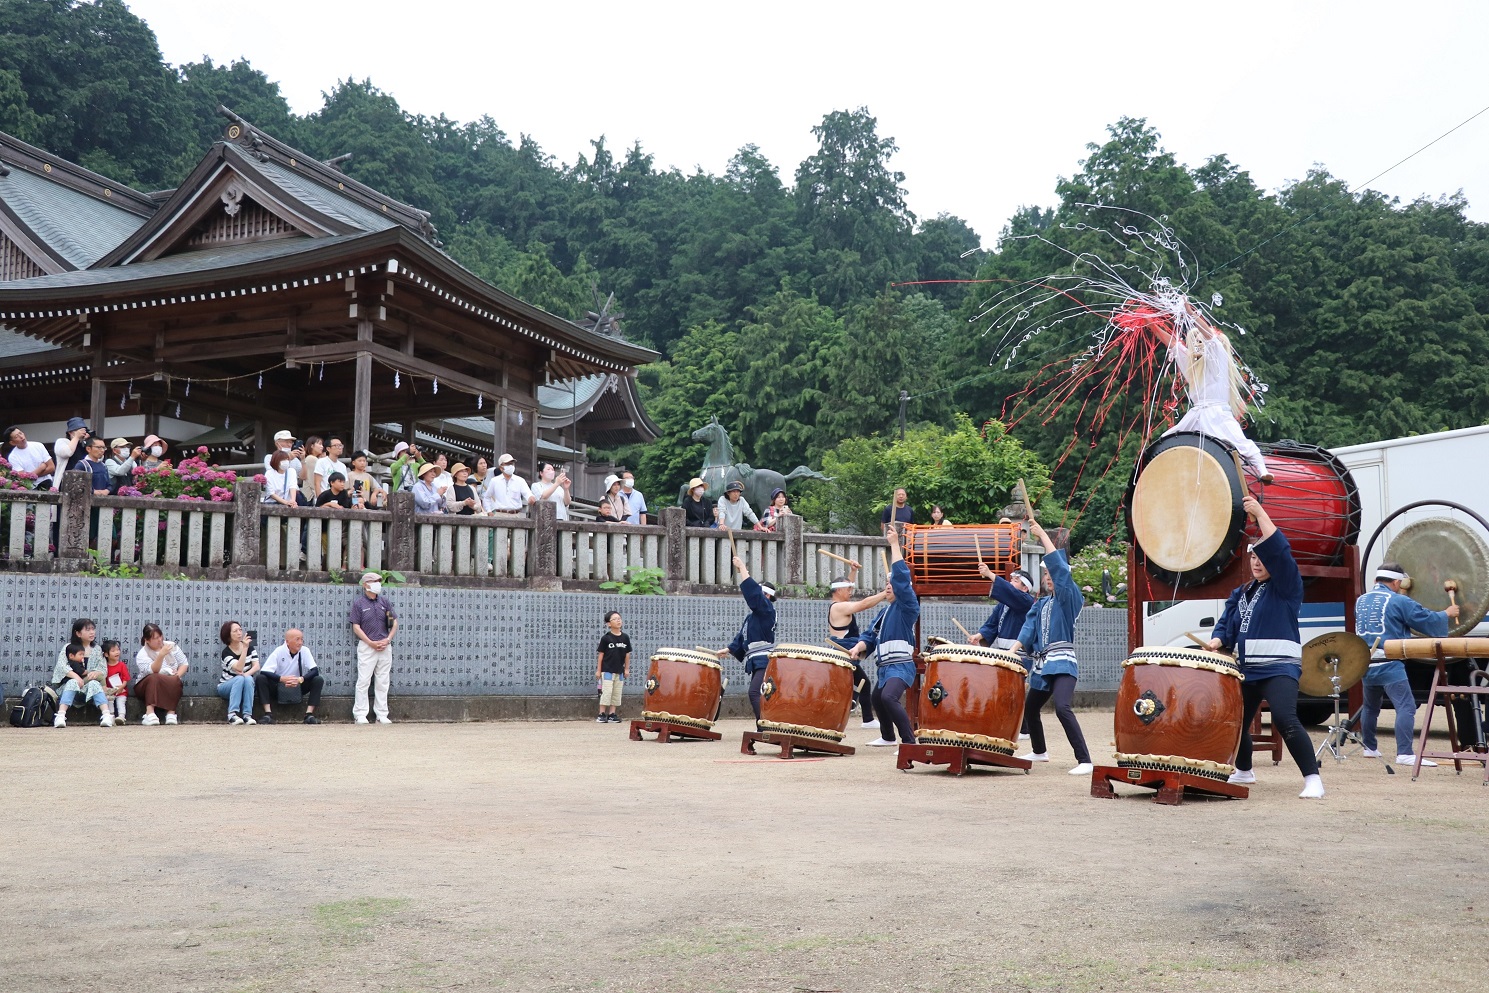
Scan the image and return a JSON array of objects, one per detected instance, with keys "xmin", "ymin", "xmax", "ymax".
[{"xmin": 129, "ymin": 0, "xmax": 1488, "ymax": 245}]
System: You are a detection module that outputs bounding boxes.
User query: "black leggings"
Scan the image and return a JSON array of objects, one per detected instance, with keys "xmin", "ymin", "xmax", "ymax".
[
  {"xmin": 851, "ymin": 662, "xmax": 876, "ymax": 721},
  {"xmin": 871, "ymin": 677, "xmax": 915, "ymax": 744},
  {"xmin": 748, "ymin": 669, "xmax": 765, "ymax": 724},
  {"xmin": 1238, "ymin": 674, "xmax": 1319, "ymax": 776},
  {"xmin": 1025, "ymin": 674, "xmax": 1091, "ymax": 764},
  {"xmin": 254, "ymin": 671, "xmax": 323, "ymax": 711}
]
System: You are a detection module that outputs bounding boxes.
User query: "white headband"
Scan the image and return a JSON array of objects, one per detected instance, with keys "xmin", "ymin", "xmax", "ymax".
[
  {"xmin": 760, "ymin": 584, "xmax": 777, "ymax": 598},
  {"xmin": 1375, "ymin": 569, "xmax": 1407, "ymax": 581},
  {"xmin": 830, "ymin": 580, "xmax": 854, "ymax": 590}
]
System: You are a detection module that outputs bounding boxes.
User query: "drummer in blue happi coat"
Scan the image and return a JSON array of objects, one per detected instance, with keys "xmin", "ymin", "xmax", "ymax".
[
  {"xmin": 718, "ymin": 554, "xmax": 776, "ymax": 729},
  {"xmin": 1011, "ymin": 519, "xmax": 1093, "ymax": 775},
  {"xmin": 1355, "ymin": 561, "xmax": 1458, "ymax": 767},
  {"xmin": 970, "ymin": 565, "xmax": 1036, "ymax": 651},
  {"xmin": 1207, "ymin": 494, "xmax": 1325, "ymax": 799},
  {"xmin": 848, "ymin": 533, "xmax": 920, "ymax": 748}
]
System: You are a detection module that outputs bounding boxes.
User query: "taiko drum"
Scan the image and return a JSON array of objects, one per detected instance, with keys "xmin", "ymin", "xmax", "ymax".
[
  {"xmin": 642, "ymin": 648, "xmax": 724, "ymax": 731},
  {"xmin": 1113, "ymin": 647, "xmax": 1245, "ymax": 781},
  {"xmin": 915, "ymin": 645, "xmax": 1028, "ymax": 754},
  {"xmin": 1128, "ymin": 433, "xmax": 1361, "ymax": 587},
  {"xmin": 759, "ymin": 643, "xmax": 856, "ymax": 742},
  {"xmin": 903, "ymin": 523, "xmax": 1025, "ymax": 597}
]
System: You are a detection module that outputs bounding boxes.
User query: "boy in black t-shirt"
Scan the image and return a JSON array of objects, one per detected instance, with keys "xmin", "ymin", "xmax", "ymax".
[{"xmin": 595, "ymin": 611, "xmax": 632, "ymax": 723}]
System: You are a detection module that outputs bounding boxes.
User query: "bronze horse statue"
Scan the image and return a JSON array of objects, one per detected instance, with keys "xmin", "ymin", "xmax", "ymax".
[{"xmin": 679, "ymin": 417, "xmax": 831, "ymax": 513}]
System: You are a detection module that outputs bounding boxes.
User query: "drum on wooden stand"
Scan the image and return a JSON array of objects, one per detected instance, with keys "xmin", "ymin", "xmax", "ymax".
[
  {"xmin": 742, "ymin": 644, "xmax": 857, "ymax": 758},
  {"xmin": 914, "ymin": 645, "xmax": 1028, "ymax": 754},
  {"xmin": 1112, "ymin": 646, "xmax": 1245, "ymax": 779},
  {"xmin": 630, "ymin": 648, "xmax": 724, "ymax": 743},
  {"xmin": 1128, "ymin": 433, "xmax": 1361, "ymax": 588}
]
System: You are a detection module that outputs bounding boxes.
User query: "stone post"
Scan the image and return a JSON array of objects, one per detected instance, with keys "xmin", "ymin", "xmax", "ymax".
[
  {"xmin": 530, "ymin": 498, "xmax": 560, "ymax": 591},
  {"xmin": 661, "ymin": 505, "xmax": 687, "ymax": 593},
  {"xmin": 387, "ymin": 490, "xmax": 416, "ymax": 575},
  {"xmin": 782, "ymin": 511, "xmax": 804, "ymax": 587},
  {"xmin": 230, "ymin": 479, "xmax": 265, "ymax": 579},
  {"xmin": 56, "ymin": 470, "xmax": 92, "ymax": 571}
]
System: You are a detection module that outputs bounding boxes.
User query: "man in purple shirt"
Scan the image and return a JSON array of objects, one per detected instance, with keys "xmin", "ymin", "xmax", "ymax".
[{"xmin": 349, "ymin": 571, "xmax": 399, "ymax": 724}]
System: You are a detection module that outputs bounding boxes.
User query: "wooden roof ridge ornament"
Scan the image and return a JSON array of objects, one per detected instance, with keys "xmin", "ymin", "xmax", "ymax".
[
  {"xmin": 220, "ymin": 181, "xmax": 245, "ymax": 217},
  {"xmin": 216, "ymin": 106, "xmax": 437, "ymax": 242}
]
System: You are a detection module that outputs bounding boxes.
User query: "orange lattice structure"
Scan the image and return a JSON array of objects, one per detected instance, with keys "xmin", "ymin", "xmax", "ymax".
[{"xmin": 903, "ymin": 523, "xmax": 1024, "ymax": 597}]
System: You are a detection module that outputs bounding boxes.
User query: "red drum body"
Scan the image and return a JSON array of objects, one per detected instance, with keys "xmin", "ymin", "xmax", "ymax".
[
  {"xmin": 642, "ymin": 649, "xmax": 724, "ymax": 730},
  {"xmin": 1128, "ymin": 432, "xmax": 1360, "ymax": 587},
  {"xmin": 916, "ymin": 645, "xmax": 1028, "ymax": 755},
  {"xmin": 759, "ymin": 644, "xmax": 856, "ymax": 742},
  {"xmin": 904, "ymin": 524, "xmax": 1024, "ymax": 597},
  {"xmin": 1113, "ymin": 647, "xmax": 1245, "ymax": 780}
]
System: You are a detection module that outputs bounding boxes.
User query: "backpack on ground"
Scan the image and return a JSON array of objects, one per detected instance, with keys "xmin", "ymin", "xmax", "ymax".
[{"xmin": 9, "ymin": 685, "xmax": 58, "ymax": 728}]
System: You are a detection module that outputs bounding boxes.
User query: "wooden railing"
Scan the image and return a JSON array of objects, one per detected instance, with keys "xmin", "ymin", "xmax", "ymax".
[{"xmin": 6, "ymin": 472, "xmax": 893, "ymax": 591}]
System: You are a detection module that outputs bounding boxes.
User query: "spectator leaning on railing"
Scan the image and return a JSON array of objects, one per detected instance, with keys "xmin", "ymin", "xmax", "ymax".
[
  {"xmin": 2, "ymin": 426, "xmax": 56, "ymax": 487},
  {"xmin": 621, "ymin": 470, "xmax": 647, "ymax": 525},
  {"xmin": 483, "ymin": 453, "xmax": 533, "ymax": 516},
  {"xmin": 105, "ymin": 438, "xmax": 138, "ymax": 494},
  {"xmin": 411, "ymin": 462, "xmax": 446, "ymax": 514}
]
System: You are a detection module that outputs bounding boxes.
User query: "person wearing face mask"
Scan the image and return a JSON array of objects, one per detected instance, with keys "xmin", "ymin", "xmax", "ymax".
[
  {"xmin": 139, "ymin": 435, "xmax": 168, "ymax": 470},
  {"xmin": 349, "ymin": 571, "xmax": 399, "ymax": 724},
  {"xmin": 681, "ymin": 477, "xmax": 713, "ymax": 528},
  {"xmin": 104, "ymin": 438, "xmax": 139, "ymax": 494},
  {"xmin": 482, "ymin": 453, "xmax": 534, "ymax": 516},
  {"xmin": 620, "ymin": 470, "xmax": 647, "ymax": 526},
  {"xmin": 531, "ymin": 462, "xmax": 571, "ymax": 520}
]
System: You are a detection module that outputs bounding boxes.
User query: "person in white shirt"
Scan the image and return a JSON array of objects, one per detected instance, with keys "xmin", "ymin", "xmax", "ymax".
[
  {"xmin": 429, "ymin": 451, "xmax": 454, "ymax": 498},
  {"xmin": 254, "ymin": 628, "xmax": 325, "ymax": 725},
  {"xmin": 621, "ymin": 470, "xmax": 648, "ymax": 525},
  {"xmin": 482, "ymin": 453, "xmax": 534, "ymax": 515},
  {"xmin": 134, "ymin": 622, "xmax": 189, "ymax": 725},
  {"xmin": 262, "ymin": 450, "xmax": 299, "ymax": 505},
  {"xmin": 263, "ymin": 429, "xmax": 301, "ymax": 476},
  {"xmin": 531, "ymin": 462, "xmax": 571, "ymax": 520},
  {"xmin": 313, "ymin": 437, "xmax": 348, "ymax": 496},
  {"xmin": 2, "ymin": 426, "xmax": 56, "ymax": 488}
]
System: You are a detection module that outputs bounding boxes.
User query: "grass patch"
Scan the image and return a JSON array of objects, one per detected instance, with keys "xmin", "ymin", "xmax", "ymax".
[{"xmin": 313, "ymin": 897, "xmax": 411, "ymax": 942}]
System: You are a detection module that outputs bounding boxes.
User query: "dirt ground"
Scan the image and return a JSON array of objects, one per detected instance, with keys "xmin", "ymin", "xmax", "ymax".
[{"xmin": 2, "ymin": 710, "xmax": 1485, "ymax": 993}]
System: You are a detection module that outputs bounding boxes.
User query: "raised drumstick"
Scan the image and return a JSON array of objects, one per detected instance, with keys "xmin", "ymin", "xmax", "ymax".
[
  {"xmin": 1446, "ymin": 580, "xmax": 1459, "ymax": 610},
  {"xmin": 879, "ymin": 548, "xmax": 891, "ymax": 583},
  {"xmin": 974, "ymin": 533, "xmax": 985, "ymax": 568},
  {"xmin": 817, "ymin": 548, "xmax": 854, "ymax": 566},
  {"xmin": 950, "ymin": 616, "xmax": 974, "ymax": 640}
]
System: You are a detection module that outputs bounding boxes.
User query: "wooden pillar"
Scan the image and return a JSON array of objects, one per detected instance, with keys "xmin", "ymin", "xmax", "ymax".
[
  {"xmin": 89, "ymin": 345, "xmax": 107, "ymax": 437},
  {"xmin": 496, "ymin": 398, "xmax": 508, "ymax": 457},
  {"xmin": 353, "ymin": 317, "xmax": 373, "ymax": 452}
]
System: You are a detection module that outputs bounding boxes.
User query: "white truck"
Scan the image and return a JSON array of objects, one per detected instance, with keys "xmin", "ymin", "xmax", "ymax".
[{"xmin": 1142, "ymin": 425, "xmax": 1489, "ymax": 648}]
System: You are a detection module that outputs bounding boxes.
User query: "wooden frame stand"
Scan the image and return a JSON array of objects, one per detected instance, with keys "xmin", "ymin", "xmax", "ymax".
[
  {"xmin": 1412, "ymin": 648, "xmax": 1489, "ymax": 784},
  {"xmin": 740, "ymin": 730, "xmax": 855, "ymax": 758},
  {"xmin": 896, "ymin": 742, "xmax": 1031, "ymax": 775},
  {"xmin": 629, "ymin": 719, "xmax": 722, "ymax": 743},
  {"xmin": 1090, "ymin": 764, "xmax": 1249, "ymax": 805}
]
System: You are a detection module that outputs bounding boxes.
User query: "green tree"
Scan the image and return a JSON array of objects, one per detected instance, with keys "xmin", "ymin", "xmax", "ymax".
[
  {"xmin": 734, "ymin": 289, "xmax": 842, "ymax": 469},
  {"xmin": 634, "ymin": 321, "xmax": 746, "ymax": 500}
]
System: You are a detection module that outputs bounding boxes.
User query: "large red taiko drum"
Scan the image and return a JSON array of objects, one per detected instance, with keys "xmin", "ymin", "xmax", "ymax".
[
  {"xmin": 642, "ymin": 649, "xmax": 724, "ymax": 731},
  {"xmin": 1113, "ymin": 646, "xmax": 1245, "ymax": 781},
  {"xmin": 915, "ymin": 644, "xmax": 1028, "ymax": 755},
  {"xmin": 903, "ymin": 523, "xmax": 1025, "ymax": 597},
  {"xmin": 1128, "ymin": 433, "xmax": 1360, "ymax": 587},
  {"xmin": 759, "ymin": 644, "xmax": 856, "ymax": 742}
]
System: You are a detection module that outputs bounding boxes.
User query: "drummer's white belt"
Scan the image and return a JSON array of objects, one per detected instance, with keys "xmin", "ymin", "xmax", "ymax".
[
  {"xmin": 875, "ymin": 640, "xmax": 914, "ymax": 666},
  {"xmin": 992, "ymin": 636, "xmax": 1018, "ymax": 651},
  {"xmin": 1241, "ymin": 638, "xmax": 1300, "ymax": 661},
  {"xmin": 745, "ymin": 642, "xmax": 773, "ymax": 666}
]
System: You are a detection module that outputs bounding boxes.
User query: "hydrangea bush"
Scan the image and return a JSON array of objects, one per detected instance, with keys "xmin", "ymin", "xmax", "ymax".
[{"xmin": 121, "ymin": 447, "xmax": 239, "ymax": 501}]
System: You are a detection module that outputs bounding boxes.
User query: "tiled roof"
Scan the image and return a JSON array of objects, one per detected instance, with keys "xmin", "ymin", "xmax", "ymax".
[
  {"xmin": 253, "ymin": 159, "xmax": 401, "ymax": 234},
  {"xmin": 0, "ymin": 326, "xmax": 60, "ymax": 359},
  {"xmin": 0, "ymin": 167, "xmax": 147, "ymax": 268}
]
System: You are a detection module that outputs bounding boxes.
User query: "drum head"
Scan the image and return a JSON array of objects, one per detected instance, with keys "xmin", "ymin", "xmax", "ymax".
[
  {"xmin": 1386, "ymin": 518, "xmax": 1489, "ymax": 636},
  {"xmin": 1129, "ymin": 432, "xmax": 1246, "ymax": 587}
]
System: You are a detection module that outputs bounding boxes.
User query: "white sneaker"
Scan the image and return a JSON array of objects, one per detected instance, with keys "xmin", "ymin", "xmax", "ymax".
[
  {"xmin": 860, "ymin": 719, "xmax": 880, "ymax": 729},
  {"xmin": 864, "ymin": 737, "xmax": 897, "ymax": 747},
  {"xmin": 1398, "ymin": 755, "xmax": 1436, "ymax": 767},
  {"xmin": 164, "ymin": 713, "xmax": 178, "ymax": 725},
  {"xmin": 354, "ymin": 717, "xmax": 370, "ymax": 725},
  {"xmin": 1361, "ymin": 748, "xmax": 1383, "ymax": 758},
  {"xmin": 228, "ymin": 713, "xmax": 244, "ymax": 725},
  {"xmin": 1017, "ymin": 733, "xmax": 1030, "ymax": 741},
  {"xmin": 100, "ymin": 712, "xmax": 114, "ymax": 728},
  {"xmin": 1299, "ymin": 774, "xmax": 1326, "ymax": 799},
  {"xmin": 1068, "ymin": 763, "xmax": 1094, "ymax": 776},
  {"xmin": 1017, "ymin": 752, "xmax": 1049, "ymax": 762},
  {"xmin": 243, "ymin": 715, "xmax": 256, "ymax": 725},
  {"xmin": 52, "ymin": 713, "xmax": 66, "ymax": 728},
  {"xmin": 1227, "ymin": 769, "xmax": 1256, "ymax": 785},
  {"xmin": 141, "ymin": 713, "xmax": 160, "ymax": 726},
  {"xmin": 375, "ymin": 716, "xmax": 392, "ymax": 725}
]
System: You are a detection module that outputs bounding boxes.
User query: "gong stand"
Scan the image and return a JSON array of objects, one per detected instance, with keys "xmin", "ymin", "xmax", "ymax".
[{"xmin": 1412, "ymin": 644, "xmax": 1489, "ymax": 784}]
